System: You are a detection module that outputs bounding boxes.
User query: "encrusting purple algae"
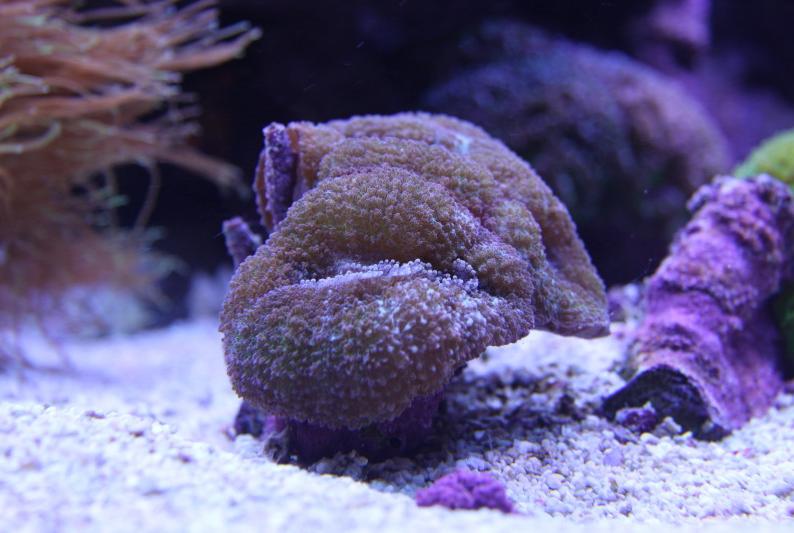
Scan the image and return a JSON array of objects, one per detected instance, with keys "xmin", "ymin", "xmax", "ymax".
[
  {"xmin": 604, "ymin": 175, "xmax": 794, "ymax": 438},
  {"xmin": 220, "ymin": 112, "xmax": 609, "ymax": 462},
  {"xmin": 415, "ymin": 470, "xmax": 515, "ymax": 514}
]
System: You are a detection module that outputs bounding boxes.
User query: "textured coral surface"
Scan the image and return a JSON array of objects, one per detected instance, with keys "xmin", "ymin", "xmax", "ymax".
[
  {"xmin": 220, "ymin": 112, "xmax": 608, "ymax": 430},
  {"xmin": 604, "ymin": 175, "xmax": 794, "ymax": 436}
]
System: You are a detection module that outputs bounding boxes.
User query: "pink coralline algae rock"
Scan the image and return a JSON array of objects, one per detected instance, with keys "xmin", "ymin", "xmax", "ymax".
[
  {"xmin": 415, "ymin": 470, "xmax": 514, "ymax": 514},
  {"xmin": 604, "ymin": 175, "xmax": 794, "ymax": 439},
  {"xmin": 220, "ymin": 112, "xmax": 608, "ymax": 459}
]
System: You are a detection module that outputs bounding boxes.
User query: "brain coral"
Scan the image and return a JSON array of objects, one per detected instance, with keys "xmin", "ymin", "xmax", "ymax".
[
  {"xmin": 424, "ymin": 21, "xmax": 729, "ymax": 283},
  {"xmin": 220, "ymin": 112, "xmax": 608, "ymax": 430}
]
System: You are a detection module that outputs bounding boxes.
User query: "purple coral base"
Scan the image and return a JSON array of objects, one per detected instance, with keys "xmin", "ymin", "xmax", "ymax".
[
  {"xmin": 235, "ymin": 392, "xmax": 443, "ymax": 464},
  {"xmin": 286, "ymin": 392, "xmax": 443, "ymax": 463},
  {"xmin": 415, "ymin": 470, "xmax": 515, "ymax": 514}
]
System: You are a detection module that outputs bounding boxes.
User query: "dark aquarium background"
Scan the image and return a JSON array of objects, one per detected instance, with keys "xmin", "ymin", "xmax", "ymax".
[{"xmin": 123, "ymin": 0, "xmax": 794, "ymax": 321}]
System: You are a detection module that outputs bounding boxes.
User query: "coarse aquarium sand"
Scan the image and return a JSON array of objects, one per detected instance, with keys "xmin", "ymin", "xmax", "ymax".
[{"xmin": 2, "ymin": 319, "xmax": 794, "ymax": 532}]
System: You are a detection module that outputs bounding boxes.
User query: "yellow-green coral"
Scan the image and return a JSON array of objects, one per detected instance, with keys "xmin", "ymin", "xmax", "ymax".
[
  {"xmin": 220, "ymin": 112, "xmax": 608, "ymax": 429},
  {"xmin": 735, "ymin": 128, "xmax": 794, "ymax": 184}
]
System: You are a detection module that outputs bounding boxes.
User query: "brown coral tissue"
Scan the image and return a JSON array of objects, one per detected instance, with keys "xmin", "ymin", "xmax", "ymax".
[
  {"xmin": 0, "ymin": 0, "xmax": 259, "ymax": 363},
  {"xmin": 220, "ymin": 112, "xmax": 609, "ymax": 457}
]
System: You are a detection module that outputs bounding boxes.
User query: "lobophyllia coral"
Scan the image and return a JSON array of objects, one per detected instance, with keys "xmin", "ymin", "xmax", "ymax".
[
  {"xmin": 415, "ymin": 470, "xmax": 514, "ymax": 514},
  {"xmin": 220, "ymin": 112, "xmax": 608, "ymax": 460},
  {"xmin": 424, "ymin": 21, "xmax": 729, "ymax": 283},
  {"xmin": 603, "ymin": 175, "xmax": 794, "ymax": 438},
  {"xmin": 0, "ymin": 0, "xmax": 259, "ymax": 362}
]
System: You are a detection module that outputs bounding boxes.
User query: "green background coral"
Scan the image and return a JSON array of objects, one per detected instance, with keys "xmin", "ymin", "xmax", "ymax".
[{"xmin": 735, "ymin": 128, "xmax": 794, "ymax": 185}]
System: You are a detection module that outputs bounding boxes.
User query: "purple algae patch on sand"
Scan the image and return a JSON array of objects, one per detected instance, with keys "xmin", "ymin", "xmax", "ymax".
[{"xmin": 415, "ymin": 470, "xmax": 514, "ymax": 513}]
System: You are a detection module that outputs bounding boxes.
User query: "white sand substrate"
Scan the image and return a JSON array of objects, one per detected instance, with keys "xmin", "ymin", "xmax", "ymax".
[{"xmin": 2, "ymin": 318, "xmax": 794, "ymax": 532}]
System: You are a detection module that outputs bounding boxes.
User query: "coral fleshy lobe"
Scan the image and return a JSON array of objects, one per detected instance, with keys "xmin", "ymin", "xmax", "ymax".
[
  {"xmin": 415, "ymin": 470, "xmax": 514, "ymax": 514},
  {"xmin": 220, "ymin": 112, "xmax": 607, "ymax": 436},
  {"xmin": 604, "ymin": 175, "xmax": 794, "ymax": 437}
]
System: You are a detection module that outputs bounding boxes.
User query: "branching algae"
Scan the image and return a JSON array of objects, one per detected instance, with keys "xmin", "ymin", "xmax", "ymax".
[{"xmin": 0, "ymin": 0, "xmax": 259, "ymax": 363}]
